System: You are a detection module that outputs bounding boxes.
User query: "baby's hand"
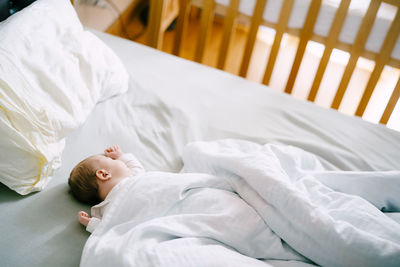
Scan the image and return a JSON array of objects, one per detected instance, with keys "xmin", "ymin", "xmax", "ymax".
[
  {"xmin": 105, "ymin": 145, "xmax": 123, "ymax": 160},
  {"xmin": 78, "ymin": 211, "xmax": 91, "ymax": 227}
]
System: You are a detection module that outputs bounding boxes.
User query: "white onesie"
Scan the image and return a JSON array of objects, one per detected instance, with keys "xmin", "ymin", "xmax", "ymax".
[{"xmin": 86, "ymin": 153, "xmax": 145, "ymax": 233}]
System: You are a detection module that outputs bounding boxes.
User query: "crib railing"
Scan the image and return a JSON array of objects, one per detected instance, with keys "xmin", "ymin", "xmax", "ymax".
[{"xmin": 147, "ymin": 0, "xmax": 400, "ymax": 126}]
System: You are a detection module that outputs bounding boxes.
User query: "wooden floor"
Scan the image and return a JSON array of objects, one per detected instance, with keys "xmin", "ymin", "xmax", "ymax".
[{"xmin": 115, "ymin": 8, "xmax": 400, "ymax": 132}]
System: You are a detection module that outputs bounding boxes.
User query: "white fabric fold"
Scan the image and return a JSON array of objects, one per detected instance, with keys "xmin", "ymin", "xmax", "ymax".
[{"xmin": 182, "ymin": 139, "xmax": 400, "ymax": 266}]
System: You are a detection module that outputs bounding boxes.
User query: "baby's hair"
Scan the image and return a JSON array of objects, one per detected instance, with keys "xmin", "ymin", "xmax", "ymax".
[{"xmin": 68, "ymin": 156, "xmax": 101, "ymax": 205}]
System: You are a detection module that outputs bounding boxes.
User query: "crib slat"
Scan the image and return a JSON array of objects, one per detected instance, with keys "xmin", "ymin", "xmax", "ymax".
[
  {"xmin": 195, "ymin": 0, "xmax": 215, "ymax": 63},
  {"xmin": 284, "ymin": 0, "xmax": 322, "ymax": 94},
  {"xmin": 239, "ymin": 0, "xmax": 267, "ymax": 77},
  {"xmin": 147, "ymin": 0, "xmax": 165, "ymax": 49},
  {"xmin": 331, "ymin": 0, "xmax": 381, "ymax": 110},
  {"xmin": 380, "ymin": 76, "xmax": 400, "ymax": 125},
  {"xmin": 173, "ymin": 0, "xmax": 191, "ymax": 56},
  {"xmin": 217, "ymin": 0, "xmax": 240, "ymax": 70},
  {"xmin": 355, "ymin": 10, "xmax": 400, "ymax": 117},
  {"xmin": 262, "ymin": 0, "xmax": 295, "ymax": 86},
  {"xmin": 307, "ymin": 0, "xmax": 351, "ymax": 102}
]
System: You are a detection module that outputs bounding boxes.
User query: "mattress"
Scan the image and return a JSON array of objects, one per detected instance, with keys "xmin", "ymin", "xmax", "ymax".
[
  {"xmin": 195, "ymin": 0, "xmax": 400, "ymax": 60},
  {"xmin": 1, "ymin": 30, "xmax": 400, "ymax": 267}
]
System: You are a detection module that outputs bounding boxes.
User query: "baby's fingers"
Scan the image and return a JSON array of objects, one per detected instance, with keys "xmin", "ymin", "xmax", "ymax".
[
  {"xmin": 105, "ymin": 145, "xmax": 118, "ymax": 153},
  {"xmin": 110, "ymin": 145, "xmax": 120, "ymax": 153},
  {"xmin": 78, "ymin": 211, "xmax": 89, "ymax": 218},
  {"xmin": 78, "ymin": 211, "xmax": 91, "ymax": 227}
]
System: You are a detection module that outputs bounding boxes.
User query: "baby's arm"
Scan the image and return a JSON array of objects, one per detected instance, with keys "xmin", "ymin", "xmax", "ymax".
[
  {"xmin": 78, "ymin": 211, "xmax": 100, "ymax": 233},
  {"xmin": 105, "ymin": 145, "xmax": 145, "ymax": 176},
  {"xmin": 119, "ymin": 153, "xmax": 145, "ymax": 176}
]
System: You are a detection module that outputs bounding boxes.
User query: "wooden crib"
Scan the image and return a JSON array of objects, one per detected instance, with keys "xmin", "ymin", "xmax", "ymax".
[{"xmin": 145, "ymin": 0, "xmax": 400, "ymax": 126}]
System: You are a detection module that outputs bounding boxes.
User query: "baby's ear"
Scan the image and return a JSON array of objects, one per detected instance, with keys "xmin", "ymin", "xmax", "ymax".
[{"xmin": 96, "ymin": 169, "xmax": 112, "ymax": 181}]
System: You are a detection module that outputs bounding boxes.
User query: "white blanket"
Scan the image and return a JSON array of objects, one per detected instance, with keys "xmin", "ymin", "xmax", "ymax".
[{"xmin": 81, "ymin": 139, "xmax": 400, "ymax": 267}]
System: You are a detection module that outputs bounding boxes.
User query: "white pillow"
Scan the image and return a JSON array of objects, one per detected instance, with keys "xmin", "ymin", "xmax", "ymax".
[{"xmin": 0, "ymin": 0, "xmax": 129, "ymax": 194}]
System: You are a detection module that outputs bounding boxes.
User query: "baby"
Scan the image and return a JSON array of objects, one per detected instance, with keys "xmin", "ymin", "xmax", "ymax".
[{"xmin": 68, "ymin": 145, "xmax": 145, "ymax": 233}]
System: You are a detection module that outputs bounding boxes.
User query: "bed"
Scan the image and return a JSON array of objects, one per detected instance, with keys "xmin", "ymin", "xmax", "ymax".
[{"xmin": 0, "ymin": 0, "xmax": 400, "ymax": 266}]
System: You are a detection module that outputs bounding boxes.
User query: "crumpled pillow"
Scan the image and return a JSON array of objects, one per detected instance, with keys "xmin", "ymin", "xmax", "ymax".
[{"xmin": 0, "ymin": 0, "xmax": 129, "ymax": 194}]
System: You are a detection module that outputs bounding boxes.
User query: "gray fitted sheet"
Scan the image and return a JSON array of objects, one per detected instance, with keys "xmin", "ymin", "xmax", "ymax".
[{"xmin": 1, "ymin": 30, "xmax": 400, "ymax": 267}]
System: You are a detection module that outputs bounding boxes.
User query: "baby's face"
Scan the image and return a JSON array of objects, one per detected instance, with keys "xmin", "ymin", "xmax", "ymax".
[{"xmin": 89, "ymin": 155, "xmax": 131, "ymax": 178}]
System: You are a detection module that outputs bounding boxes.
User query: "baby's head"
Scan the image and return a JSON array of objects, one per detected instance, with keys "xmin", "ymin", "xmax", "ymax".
[
  {"xmin": 68, "ymin": 154, "xmax": 131, "ymax": 205},
  {"xmin": 68, "ymin": 156, "xmax": 101, "ymax": 205}
]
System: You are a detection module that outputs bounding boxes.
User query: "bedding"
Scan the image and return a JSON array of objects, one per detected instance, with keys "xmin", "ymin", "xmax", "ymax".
[
  {"xmin": 0, "ymin": 0, "xmax": 128, "ymax": 194},
  {"xmin": 1, "ymin": 27, "xmax": 400, "ymax": 267}
]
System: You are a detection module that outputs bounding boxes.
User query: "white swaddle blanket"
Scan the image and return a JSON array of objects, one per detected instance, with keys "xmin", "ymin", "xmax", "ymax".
[{"xmin": 81, "ymin": 139, "xmax": 400, "ymax": 267}]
